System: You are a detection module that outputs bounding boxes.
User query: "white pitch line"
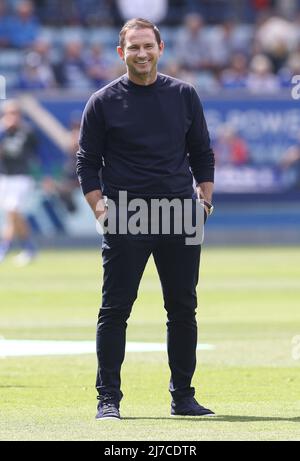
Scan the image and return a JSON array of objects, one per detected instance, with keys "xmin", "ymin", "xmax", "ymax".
[{"xmin": 0, "ymin": 339, "xmax": 215, "ymax": 357}]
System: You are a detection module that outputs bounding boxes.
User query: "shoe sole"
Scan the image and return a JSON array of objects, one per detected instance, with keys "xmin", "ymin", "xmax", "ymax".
[
  {"xmin": 96, "ymin": 416, "xmax": 121, "ymax": 421},
  {"xmin": 171, "ymin": 413, "xmax": 216, "ymax": 417}
]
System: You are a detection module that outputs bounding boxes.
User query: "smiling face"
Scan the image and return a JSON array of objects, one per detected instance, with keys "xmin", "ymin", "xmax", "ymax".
[{"xmin": 117, "ymin": 28, "xmax": 164, "ymax": 85}]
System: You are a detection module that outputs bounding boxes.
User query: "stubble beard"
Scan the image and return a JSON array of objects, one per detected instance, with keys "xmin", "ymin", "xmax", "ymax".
[{"xmin": 128, "ymin": 58, "xmax": 158, "ymax": 82}]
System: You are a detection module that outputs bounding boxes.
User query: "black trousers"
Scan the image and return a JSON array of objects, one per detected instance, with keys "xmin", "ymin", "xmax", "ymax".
[{"xmin": 96, "ymin": 229, "xmax": 201, "ymax": 403}]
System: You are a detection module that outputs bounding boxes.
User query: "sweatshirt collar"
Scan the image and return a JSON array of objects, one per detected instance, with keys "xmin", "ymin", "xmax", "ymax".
[{"xmin": 122, "ymin": 73, "xmax": 162, "ymax": 90}]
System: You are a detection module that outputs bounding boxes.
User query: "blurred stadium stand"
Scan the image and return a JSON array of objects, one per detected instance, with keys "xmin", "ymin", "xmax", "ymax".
[{"xmin": 1, "ymin": 0, "xmax": 300, "ymax": 245}]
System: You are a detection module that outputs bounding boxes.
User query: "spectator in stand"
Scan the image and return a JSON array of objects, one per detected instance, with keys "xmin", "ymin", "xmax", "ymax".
[
  {"xmin": 161, "ymin": 61, "xmax": 182, "ymax": 79},
  {"xmin": 246, "ymin": 54, "xmax": 280, "ymax": 93},
  {"xmin": 213, "ymin": 124, "xmax": 249, "ymax": 167},
  {"xmin": 278, "ymin": 51, "xmax": 300, "ymax": 88},
  {"xmin": 33, "ymin": 0, "xmax": 113, "ymax": 26},
  {"xmin": 254, "ymin": 14, "xmax": 298, "ymax": 72},
  {"xmin": 32, "ymin": 37, "xmax": 57, "ymax": 63},
  {"xmin": 209, "ymin": 21, "xmax": 247, "ymax": 71},
  {"xmin": 0, "ymin": 0, "xmax": 13, "ymax": 48},
  {"xmin": 162, "ymin": 59, "xmax": 220, "ymax": 93},
  {"xmin": 9, "ymin": 0, "xmax": 40, "ymax": 48},
  {"xmin": 174, "ymin": 13, "xmax": 212, "ymax": 72},
  {"xmin": 55, "ymin": 40, "xmax": 91, "ymax": 90},
  {"xmin": 220, "ymin": 52, "xmax": 249, "ymax": 89},
  {"xmin": 18, "ymin": 40, "xmax": 57, "ymax": 89},
  {"xmin": 75, "ymin": 0, "xmax": 113, "ymax": 26},
  {"xmin": 292, "ymin": 12, "xmax": 300, "ymax": 50},
  {"xmin": 116, "ymin": 0, "xmax": 168, "ymax": 24},
  {"xmin": 84, "ymin": 44, "xmax": 113, "ymax": 89},
  {"xmin": 173, "ymin": 12, "xmax": 220, "ymax": 92},
  {"xmin": 275, "ymin": 0, "xmax": 300, "ymax": 21}
]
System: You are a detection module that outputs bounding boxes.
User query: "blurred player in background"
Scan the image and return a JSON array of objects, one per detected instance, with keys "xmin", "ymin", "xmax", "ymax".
[
  {"xmin": 0, "ymin": 99, "xmax": 38, "ymax": 265},
  {"xmin": 43, "ymin": 113, "xmax": 80, "ymax": 213}
]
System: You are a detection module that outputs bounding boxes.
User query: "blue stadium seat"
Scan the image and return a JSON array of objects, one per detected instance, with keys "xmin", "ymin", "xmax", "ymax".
[
  {"xmin": 85, "ymin": 27, "xmax": 118, "ymax": 47},
  {"xmin": 0, "ymin": 49, "xmax": 23, "ymax": 69},
  {"xmin": 60, "ymin": 27, "xmax": 86, "ymax": 45}
]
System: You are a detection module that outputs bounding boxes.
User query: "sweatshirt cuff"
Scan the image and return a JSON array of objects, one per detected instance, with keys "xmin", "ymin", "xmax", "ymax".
[
  {"xmin": 194, "ymin": 170, "xmax": 215, "ymax": 185},
  {"xmin": 80, "ymin": 179, "xmax": 102, "ymax": 196}
]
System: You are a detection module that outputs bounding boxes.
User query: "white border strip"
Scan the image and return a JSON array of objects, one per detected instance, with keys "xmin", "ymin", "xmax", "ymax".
[{"xmin": 0, "ymin": 339, "xmax": 215, "ymax": 357}]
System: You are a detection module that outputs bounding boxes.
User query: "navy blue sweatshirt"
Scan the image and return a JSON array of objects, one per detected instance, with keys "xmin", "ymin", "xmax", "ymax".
[{"xmin": 77, "ymin": 73, "xmax": 214, "ymax": 198}]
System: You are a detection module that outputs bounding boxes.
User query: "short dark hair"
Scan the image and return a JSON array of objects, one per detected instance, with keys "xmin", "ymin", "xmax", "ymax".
[{"xmin": 119, "ymin": 18, "xmax": 161, "ymax": 49}]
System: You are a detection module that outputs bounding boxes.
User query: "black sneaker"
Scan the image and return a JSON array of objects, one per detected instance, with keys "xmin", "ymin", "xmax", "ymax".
[
  {"xmin": 96, "ymin": 396, "xmax": 120, "ymax": 420},
  {"xmin": 171, "ymin": 397, "xmax": 215, "ymax": 417}
]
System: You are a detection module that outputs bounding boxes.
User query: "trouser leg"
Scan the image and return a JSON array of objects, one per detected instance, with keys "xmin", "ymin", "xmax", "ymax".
[
  {"xmin": 96, "ymin": 234, "xmax": 152, "ymax": 402},
  {"xmin": 153, "ymin": 237, "xmax": 201, "ymax": 401}
]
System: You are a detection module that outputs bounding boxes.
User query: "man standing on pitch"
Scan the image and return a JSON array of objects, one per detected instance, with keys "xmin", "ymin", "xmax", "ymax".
[{"xmin": 77, "ymin": 18, "xmax": 215, "ymax": 420}]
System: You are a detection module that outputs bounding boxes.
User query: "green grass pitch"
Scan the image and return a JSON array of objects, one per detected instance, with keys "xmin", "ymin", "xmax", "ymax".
[{"xmin": 0, "ymin": 247, "xmax": 300, "ymax": 441}]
